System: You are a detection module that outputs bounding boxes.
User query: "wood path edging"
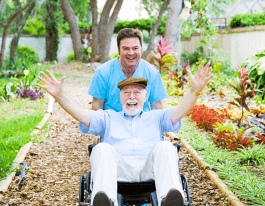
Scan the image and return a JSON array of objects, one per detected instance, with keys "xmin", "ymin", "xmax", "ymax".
[
  {"xmin": 0, "ymin": 95, "xmax": 55, "ymax": 192},
  {"xmin": 171, "ymin": 133, "xmax": 245, "ymax": 206}
]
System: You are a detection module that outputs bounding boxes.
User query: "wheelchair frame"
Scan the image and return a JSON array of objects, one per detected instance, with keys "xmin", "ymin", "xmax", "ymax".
[{"xmin": 79, "ymin": 143, "xmax": 191, "ymax": 206}]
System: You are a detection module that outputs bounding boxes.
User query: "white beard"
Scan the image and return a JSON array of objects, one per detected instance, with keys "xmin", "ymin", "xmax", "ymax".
[{"xmin": 122, "ymin": 99, "xmax": 142, "ymax": 116}]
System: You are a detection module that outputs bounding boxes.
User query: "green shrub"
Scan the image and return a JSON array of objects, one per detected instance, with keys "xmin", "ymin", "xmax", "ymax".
[
  {"xmin": 17, "ymin": 46, "xmax": 40, "ymax": 65},
  {"xmin": 181, "ymin": 46, "xmax": 207, "ymax": 65},
  {"xmin": 241, "ymin": 50, "xmax": 265, "ymax": 99},
  {"xmin": 229, "ymin": 12, "xmax": 265, "ymax": 28},
  {"xmin": 114, "ymin": 16, "xmax": 167, "ymax": 35}
]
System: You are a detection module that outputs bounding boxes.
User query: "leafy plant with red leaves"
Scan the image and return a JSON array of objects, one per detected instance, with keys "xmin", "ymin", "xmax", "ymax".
[
  {"xmin": 257, "ymin": 134, "xmax": 265, "ymax": 145},
  {"xmin": 212, "ymin": 127, "xmax": 253, "ymax": 151},
  {"xmin": 188, "ymin": 104, "xmax": 229, "ymax": 131},
  {"xmin": 228, "ymin": 65, "xmax": 263, "ymax": 128}
]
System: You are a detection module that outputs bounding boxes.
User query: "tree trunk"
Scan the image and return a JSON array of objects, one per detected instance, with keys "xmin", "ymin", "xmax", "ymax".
[
  {"xmin": 0, "ymin": 1, "xmax": 31, "ymax": 69},
  {"xmin": 9, "ymin": 1, "xmax": 36, "ymax": 68},
  {"xmin": 60, "ymin": 0, "xmax": 82, "ymax": 61},
  {"xmin": 45, "ymin": 0, "xmax": 59, "ymax": 62},
  {"xmin": 9, "ymin": 0, "xmax": 22, "ymax": 68},
  {"xmin": 142, "ymin": 0, "xmax": 169, "ymax": 60},
  {"xmin": 90, "ymin": 0, "xmax": 98, "ymax": 60},
  {"xmin": 164, "ymin": 0, "xmax": 182, "ymax": 52},
  {"xmin": 97, "ymin": 0, "xmax": 116, "ymax": 55},
  {"xmin": 101, "ymin": 0, "xmax": 123, "ymax": 62}
]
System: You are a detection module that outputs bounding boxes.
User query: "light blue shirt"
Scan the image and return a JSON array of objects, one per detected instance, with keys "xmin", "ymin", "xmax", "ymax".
[
  {"xmin": 88, "ymin": 58, "xmax": 168, "ymax": 112},
  {"xmin": 79, "ymin": 107, "xmax": 181, "ymax": 157}
]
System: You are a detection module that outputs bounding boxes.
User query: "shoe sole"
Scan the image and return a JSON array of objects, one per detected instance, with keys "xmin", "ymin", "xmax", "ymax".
[
  {"xmin": 93, "ymin": 192, "xmax": 113, "ymax": 206},
  {"xmin": 163, "ymin": 189, "xmax": 184, "ymax": 206}
]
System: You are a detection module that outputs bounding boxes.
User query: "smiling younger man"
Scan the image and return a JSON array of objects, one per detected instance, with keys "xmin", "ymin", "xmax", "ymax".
[{"xmin": 86, "ymin": 28, "xmax": 167, "ymax": 114}]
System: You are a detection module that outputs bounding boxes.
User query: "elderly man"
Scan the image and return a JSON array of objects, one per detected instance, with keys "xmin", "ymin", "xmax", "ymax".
[{"xmin": 37, "ymin": 61, "xmax": 213, "ymax": 206}]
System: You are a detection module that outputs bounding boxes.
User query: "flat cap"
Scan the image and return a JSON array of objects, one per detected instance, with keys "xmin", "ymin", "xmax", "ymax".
[{"xmin": 117, "ymin": 78, "xmax": 148, "ymax": 90}]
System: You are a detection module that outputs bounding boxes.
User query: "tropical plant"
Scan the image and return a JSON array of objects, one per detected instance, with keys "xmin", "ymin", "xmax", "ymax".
[
  {"xmin": 188, "ymin": 104, "xmax": 229, "ymax": 132},
  {"xmin": 241, "ymin": 50, "xmax": 265, "ymax": 100},
  {"xmin": 212, "ymin": 126, "xmax": 253, "ymax": 151},
  {"xmin": 228, "ymin": 65, "xmax": 263, "ymax": 128},
  {"xmin": 153, "ymin": 37, "xmax": 177, "ymax": 73}
]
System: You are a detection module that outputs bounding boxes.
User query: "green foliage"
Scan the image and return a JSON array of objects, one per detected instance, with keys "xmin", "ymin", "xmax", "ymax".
[
  {"xmin": 235, "ymin": 144, "xmax": 265, "ymax": 165},
  {"xmin": 229, "ymin": 12, "xmax": 265, "ymax": 28},
  {"xmin": 181, "ymin": 46, "xmax": 206, "ymax": 65},
  {"xmin": 0, "ymin": 108, "xmax": 45, "ymax": 180},
  {"xmin": 79, "ymin": 46, "xmax": 92, "ymax": 63},
  {"xmin": 20, "ymin": 64, "xmax": 48, "ymax": 89},
  {"xmin": 0, "ymin": 80, "xmax": 20, "ymax": 102},
  {"xmin": 60, "ymin": 21, "xmax": 92, "ymax": 34},
  {"xmin": 109, "ymin": 53, "xmax": 120, "ymax": 60},
  {"xmin": 66, "ymin": 52, "xmax": 76, "ymax": 63},
  {"xmin": 181, "ymin": 20, "xmax": 199, "ymax": 38},
  {"xmin": 23, "ymin": 19, "xmax": 45, "ymax": 36},
  {"xmin": 114, "ymin": 16, "xmax": 167, "ymax": 35},
  {"xmin": 0, "ymin": 64, "xmax": 48, "ymax": 102},
  {"xmin": 241, "ymin": 50, "xmax": 265, "ymax": 100},
  {"xmin": 17, "ymin": 46, "xmax": 40, "ymax": 66}
]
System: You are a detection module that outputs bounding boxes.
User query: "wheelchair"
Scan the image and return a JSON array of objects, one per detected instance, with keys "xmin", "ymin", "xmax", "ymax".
[{"xmin": 79, "ymin": 141, "xmax": 191, "ymax": 206}]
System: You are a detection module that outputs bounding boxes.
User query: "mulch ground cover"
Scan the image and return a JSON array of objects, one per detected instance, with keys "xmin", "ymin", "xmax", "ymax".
[{"xmin": 0, "ymin": 65, "xmax": 232, "ymax": 205}]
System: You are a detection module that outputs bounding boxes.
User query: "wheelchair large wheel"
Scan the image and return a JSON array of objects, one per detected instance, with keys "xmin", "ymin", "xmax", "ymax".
[
  {"xmin": 181, "ymin": 175, "xmax": 191, "ymax": 206},
  {"xmin": 85, "ymin": 172, "xmax": 92, "ymax": 203},
  {"xmin": 79, "ymin": 175, "xmax": 85, "ymax": 205}
]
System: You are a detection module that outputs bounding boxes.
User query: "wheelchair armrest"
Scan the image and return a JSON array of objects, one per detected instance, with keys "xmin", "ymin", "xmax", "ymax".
[
  {"xmin": 88, "ymin": 144, "xmax": 96, "ymax": 156},
  {"xmin": 173, "ymin": 143, "xmax": 180, "ymax": 153}
]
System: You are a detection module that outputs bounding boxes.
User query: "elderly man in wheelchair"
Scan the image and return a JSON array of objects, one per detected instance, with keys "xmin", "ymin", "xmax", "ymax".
[{"xmin": 37, "ymin": 61, "xmax": 213, "ymax": 206}]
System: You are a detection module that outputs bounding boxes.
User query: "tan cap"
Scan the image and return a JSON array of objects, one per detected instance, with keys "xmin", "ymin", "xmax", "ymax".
[{"xmin": 117, "ymin": 78, "xmax": 148, "ymax": 90}]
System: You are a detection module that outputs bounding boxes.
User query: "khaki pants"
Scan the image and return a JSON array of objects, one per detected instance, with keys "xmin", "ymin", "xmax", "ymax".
[{"xmin": 90, "ymin": 141, "xmax": 184, "ymax": 206}]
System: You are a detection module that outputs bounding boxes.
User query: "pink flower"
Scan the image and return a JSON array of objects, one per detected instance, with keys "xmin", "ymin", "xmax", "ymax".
[
  {"xmin": 238, "ymin": 65, "xmax": 249, "ymax": 87},
  {"xmin": 156, "ymin": 37, "xmax": 173, "ymax": 56},
  {"xmin": 238, "ymin": 65, "xmax": 249, "ymax": 79}
]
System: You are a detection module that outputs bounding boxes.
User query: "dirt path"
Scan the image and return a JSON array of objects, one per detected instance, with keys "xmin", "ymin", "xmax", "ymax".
[{"xmin": 1, "ymin": 66, "xmax": 231, "ymax": 205}]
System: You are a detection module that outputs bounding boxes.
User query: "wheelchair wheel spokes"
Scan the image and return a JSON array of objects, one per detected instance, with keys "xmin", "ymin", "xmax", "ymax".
[
  {"xmin": 181, "ymin": 175, "xmax": 191, "ymax": 206},
  {"xmin": 85, "ymin": 172, "xmax": 92, "ymax": 204},
  {"xmin": 79, "ymin": 173, "xmax": 92, "ymax": 206}
]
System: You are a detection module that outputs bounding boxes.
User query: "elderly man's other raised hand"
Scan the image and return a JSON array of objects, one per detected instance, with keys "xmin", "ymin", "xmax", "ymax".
[
  {"xmin": 36, "ymin": 70, "xmax": 66, "ymax": 99},
  {"xmin": 186, "ymin": 61, "xmax": 214, "ymax": 93}
]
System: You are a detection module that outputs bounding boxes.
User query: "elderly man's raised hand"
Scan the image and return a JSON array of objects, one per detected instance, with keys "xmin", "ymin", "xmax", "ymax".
[
  {"xmin": 186, "ymin": 61, "xmax": 214, "ymax": 93},
  {"xmin": 36, "ymin": 70, "xmax": 66, "ymax": 98}
]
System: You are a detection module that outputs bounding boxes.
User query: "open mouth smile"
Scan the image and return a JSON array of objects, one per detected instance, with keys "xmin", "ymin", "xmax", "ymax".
[{"xmin": 127, "ymin": 102, "xmax": 138, "ymax": 107}]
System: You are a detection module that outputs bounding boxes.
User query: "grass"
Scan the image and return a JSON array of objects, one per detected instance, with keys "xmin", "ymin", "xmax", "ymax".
[
  {"xmin": 177, "ymin": 119, "xmax": 265, "ymax": 205},
  {"xmin": 0, "ymin": 97, "xmax": 48, "ymax": 180},
  {"xmin": 53, "ymin": 72, "xmax": 82, "ymax": 79}
]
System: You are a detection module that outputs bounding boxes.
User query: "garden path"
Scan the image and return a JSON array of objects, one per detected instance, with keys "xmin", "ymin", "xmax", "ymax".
[{"xmin": 1, "ymin": 64, "xmax": 231, "ymax": 205}]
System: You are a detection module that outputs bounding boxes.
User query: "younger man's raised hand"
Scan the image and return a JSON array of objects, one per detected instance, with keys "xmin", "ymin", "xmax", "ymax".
[{"xmin": 36, "ymin": 70, "xmax": 66, "ymax": 98}]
